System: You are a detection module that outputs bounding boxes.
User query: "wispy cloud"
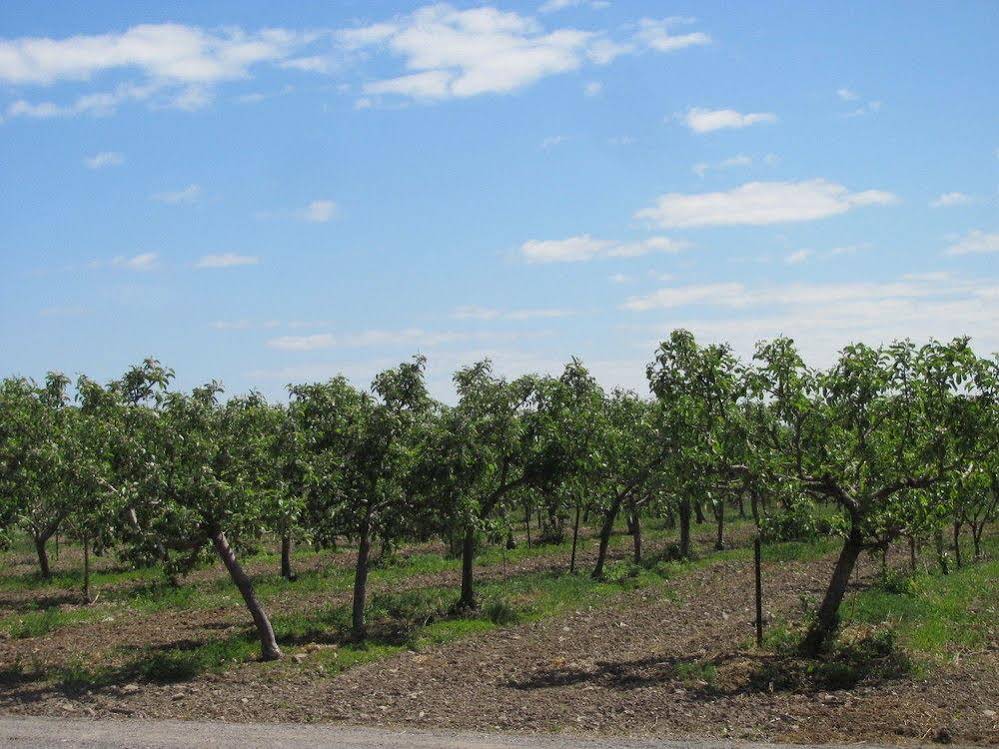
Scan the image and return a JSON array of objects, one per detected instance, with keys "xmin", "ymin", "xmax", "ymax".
[
  {"xmin": 152, "ymin": 184, "xmax": 201, "ymax": 204},
  {"xmin": 300, "ymin": 200, "xmax": 337, "ymax": 223},
  {"xmin": 945, "ymin": 230, "xmax": 999, "ymax": 256},
  {"xmin": 84, "ymin": 151, "xmax": 124, "ymax": 169},
  {"xmin": 451, "ymin": 305, "xmax": 574, "ymax": 320},
  {"xmin": 931, "ymin": 192, "xmax": 973, "ymax": 208},
  {"xmin": 521, "ymin": 234, "xmax": 689, "ymax": 263},
  {"xmin": 110, "ymin": 253, "xmax": 160, "ymax": 271},
  {"xmin": 195, "ymin": 253, "xmax": 259, "ymax": 269}
]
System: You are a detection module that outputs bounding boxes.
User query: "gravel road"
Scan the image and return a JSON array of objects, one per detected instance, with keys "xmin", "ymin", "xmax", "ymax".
[{"xmin": 0, "ymin": 716, "xmax": 950, "ymax": 749}]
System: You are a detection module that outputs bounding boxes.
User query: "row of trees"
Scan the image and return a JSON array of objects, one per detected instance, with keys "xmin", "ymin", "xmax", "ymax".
[{"xmin": 1, "ymin": 333, "xmax": 997, "ymax": 661}]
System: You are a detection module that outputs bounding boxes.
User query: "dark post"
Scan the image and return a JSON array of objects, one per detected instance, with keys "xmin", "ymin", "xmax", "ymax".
[{"xmin": 754, "ymin": 536, "xmax": 763, "ymax": 647}]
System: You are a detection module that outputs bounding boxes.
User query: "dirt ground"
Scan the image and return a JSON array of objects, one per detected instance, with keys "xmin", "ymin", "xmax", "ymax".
[{"xmin": 1, "ymin": 528, "xmax": 997, "ymax": 746}]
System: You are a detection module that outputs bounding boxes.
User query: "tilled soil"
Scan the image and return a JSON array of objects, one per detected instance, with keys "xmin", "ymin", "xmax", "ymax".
[
  {"xmin": 0, "ymin": 525, "xmax": 717, "ymax": 675},
  {"xmin": 1, "ymin": 531, "xmax": 996, "ymax": 746}
]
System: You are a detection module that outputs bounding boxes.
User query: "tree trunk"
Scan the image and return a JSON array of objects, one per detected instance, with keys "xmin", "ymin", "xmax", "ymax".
[
  {"xmin": 524, "ymin": 505, "xmax": 532, "ymax": 548},
  {"xmin": 935, "ymin": 527, "xmax": 949, "ymax": 575},
  {"xmin": 280, "ymin": 534, "xmax": 296, "ymax": 581},
  {"xmin": 34, "ymin": 535, "xmax": 51, "ymax": 579},
  {"xmin": 459, "ymin": 525, "xmax": 477, "ymax": 609},
  {"xmin": 679, "ymin": 497, "xmax": 692, "ymax": 559},
  {"xmin": 971, "ymin": 522, "xmax": 984, "ymax": 560},
  {"xmin": 714, "ymin": 501, "xmax": 725, "ymax": 551},
  {"xmin": 352, "ymin": 519, "xmax": 372, "ymax": 640},
  {"xmin": 952, "ymin": 522, "xmax": 962, "ymax": 569},
  {"xmin": 632, "ymin": 511, "xmax": 642, "ymax": 563},
  {"xmin": 754, "ymin": 536, "xmax": 763, "ymax": 647},
  {"xmin": 909, "ymin": 535, "xmax": 917, "ymax": 572},
  {"xmin": 592, "ymin": 495, "xmax": 624, "ymax": 579},
  {"xmin": 569, "ymin": 502, "xmax": 581, "ymax": 573},
  {"xmin": 738, "ymin": 492, "xmax": 746, "ymax": 519},
  {"xmin": 694, "ymin": 499, "xmax": 706, "ymax": 525},
  {"xmin": 83, "ymin": 535, "xmax": 92, "ymax": 604},
  {"xmin": 211, "ymin": 531, "xmax": 282, "ymax": 661},
  {"xmin": 801, "ymin": 533, "xmax": 863, "ymax": 655}
]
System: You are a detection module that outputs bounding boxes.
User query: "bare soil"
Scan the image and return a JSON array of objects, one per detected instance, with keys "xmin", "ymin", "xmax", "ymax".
[{"xmin": 1, "ymin": 526, "xmax": 996, "ymax": 746}]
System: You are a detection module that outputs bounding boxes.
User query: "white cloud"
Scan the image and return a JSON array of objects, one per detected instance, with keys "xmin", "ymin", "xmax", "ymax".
[
  {"xmin": 521, "ymin": 234, "xmax": 688, "ymax": 263},
  {"xmin": 152, "ymin": 184, "xmax": 201, "ymax": 204},
  {"xmin": 110, "ymin": 252, "xmax": 160, "ymax": 271},
  {"xmin": 195, "ymin": 253, "xmax": 259, "ymax": 269},
  {"xmin": 635, "ymin": 179, "xmax": 898, "ymax": 229},
  {"xmin": 681, "ymin": 107, "xmax": 776, "ymax": 133},
  {"xmin": 0, "ymin": 25, "xmax": 327, "ymax": 118},
  {"xmin": 836, "ymin": 88, "xmax": 859, "ymax": 101},
  {"xmin": 931, "ymin": 192, "xmax": 973, "ymax": 208},
  {"xmin": 84, "ymin": 151, "xmax": 123, "ymax": 169},
  {"xmin": 301, "ymin": 200, "xmax": 337, "ymax": 223},
  {"xmin": 945, "ymin": 230, "xmax": 999, "ymax": 256},
  {"xmin": 352, "ymin": 5, "xmax": 595, "ymax": 100},
  {"xmin": 609, "ymin": 273, "xmax": 632, "ymax": 284},
  {"xmin": 785, "ymin": 249, "xmax": 812, "ymax": 265},
  {"xmin": 347, "ymin": 5, "xmax": 707, "ymax": 102},
  {"xmin": 541, "ymin": 134, "xmax": 568, "ymax": 149},
  {"xmin": 634, "ymin": 18, "xmax": 711, "ymax": 53},
  {"xmin": 583, "ymin": 81, "xmax": 602, "ymax": 96},
  {"xmin": 0, "ymin": 24, "xmax": 312, "ymax": 86}
]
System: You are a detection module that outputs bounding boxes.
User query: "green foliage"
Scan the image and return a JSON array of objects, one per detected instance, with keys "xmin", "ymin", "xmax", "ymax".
[{"xmin": 759, "ymin": 502, "xmax": 835, "ymax": 542}]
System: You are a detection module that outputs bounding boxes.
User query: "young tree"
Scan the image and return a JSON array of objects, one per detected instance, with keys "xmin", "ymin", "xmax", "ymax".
[
  {"xmin": 151, "ymin": 385, "xmax": 285, "ymax": 660},
  {"xmin": 589, "ymin": 390, "xmax": 667, "ymax": 579},
  {"xmin": 647, "ymin": 330, "xmax": 742, "ymax": 560},
  {"xmin": 0, "ymin": 374, "xmax": 75, "ymax": 578},
  {"xmin": 291, "ymin": 357, "xmax": 432, "ymax": 639},
  {"xmin": 427, "ymin": 361, "xmax": 539, "ymax": 609},
  {"xmin": 751, "ymin": 337, "xmax": 994, "ymax": 654}
]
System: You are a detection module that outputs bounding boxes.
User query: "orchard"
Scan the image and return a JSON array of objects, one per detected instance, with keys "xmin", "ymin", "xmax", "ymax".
[{"xmin": 1, "ymin": 332, "xmax": 996, "ymax": 663}]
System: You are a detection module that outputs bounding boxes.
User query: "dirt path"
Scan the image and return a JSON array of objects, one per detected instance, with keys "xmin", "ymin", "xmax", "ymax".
[{"xmin": 0, "ymin": 716, "xmax": 962, "ymax": 749}]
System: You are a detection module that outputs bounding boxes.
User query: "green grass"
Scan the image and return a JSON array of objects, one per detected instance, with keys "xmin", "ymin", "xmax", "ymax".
[
  {"xmin": 843, "ymin": 538, "xmax": 998, "ymax": 659},
  {"xmin": 1, "ymin": 606, "xmax": 100, "ymax": 639}
]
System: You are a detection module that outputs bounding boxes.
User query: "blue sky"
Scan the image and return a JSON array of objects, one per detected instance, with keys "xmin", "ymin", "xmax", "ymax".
[{"xmin": 1, "ymin": 1, "xmax": 997, "ymax": 400}]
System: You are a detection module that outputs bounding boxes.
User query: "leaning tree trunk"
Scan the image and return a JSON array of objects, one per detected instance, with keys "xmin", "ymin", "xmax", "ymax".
[
  {"xmin": 458, "ymin": 525, "xmax": 477, "ymax": 609},
  {"xmin": 211, "ymin": 531, "xmax": 282, "ymax": 661},
  {"xmin": 908, "ymin": 535, "xmax": 917, "ymax": 572},
  {"xmin": 678, "ymin": 497, "xmax": 692, "ymax": 559},
  {"xmin": 801, "ymin": 531, "xmax": 864, "ymax": 656},
  {"xmin": 352, "ymin": 518, "xmax": 372, "ymax": 640},
  {"xmin": 592, "ymin": 494, "xmax": 624, "ymax": 580},
  {"xmin": 280, "ymin": 534, "xmax": 295, "ymax": 581},
  {"xmin": 34, "ymin": 535, "xmax": 51, "ymax": 579}
]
